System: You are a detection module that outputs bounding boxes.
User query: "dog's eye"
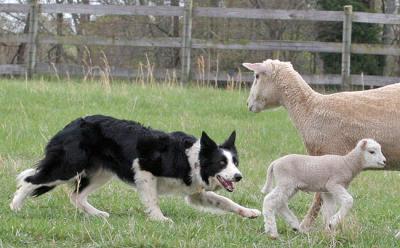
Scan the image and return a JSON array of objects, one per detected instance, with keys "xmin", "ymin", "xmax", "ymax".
[
  {"xmin": 219, "ymin": 160, "xmax": 226, "ymax": 166},
  {"xmin": 233, "ymin": 157, "xmax": 238, "ymax": 166},
  {"xmin": 369, "ymin": 150, "xmax": 375, "ymax": 154}
]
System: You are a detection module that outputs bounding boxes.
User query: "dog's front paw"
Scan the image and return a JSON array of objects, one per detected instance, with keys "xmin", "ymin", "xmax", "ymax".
[
  {"xmin": 93, "ymin": 210, "xmax": 110, "ymax": 218},
  {"xmin": 10, "ymin": 201, "xmax": 21, "ymax": 212},
  {"xmin": 239, "ymin": 208, "xmax": 261, "ymax": 218}
]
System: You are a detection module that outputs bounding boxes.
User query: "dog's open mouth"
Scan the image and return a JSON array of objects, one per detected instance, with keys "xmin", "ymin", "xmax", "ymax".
[{"xmin": 217, "ymin": 175, "xmax": 235, "ymax": 192}]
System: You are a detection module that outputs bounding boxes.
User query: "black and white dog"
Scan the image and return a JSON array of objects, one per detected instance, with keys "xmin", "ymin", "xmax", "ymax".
[{"xmin": 10, "ymin": 115, "xmax": 260, "ymax": 221}]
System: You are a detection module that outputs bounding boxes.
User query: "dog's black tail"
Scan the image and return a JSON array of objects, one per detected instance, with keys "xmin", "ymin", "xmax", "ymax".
[{"xmin": 31, "ymin": 186, "xmax": 56, "ymax": 197}]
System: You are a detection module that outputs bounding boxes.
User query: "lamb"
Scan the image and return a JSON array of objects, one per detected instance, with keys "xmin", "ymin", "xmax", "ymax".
[
  {"xmin": 242, "ymin": 59, "xmax": 400, "ymax": 235},
  {"xmin": 261, "ymin": 139, "xmax": 386, "ymax": 239}
]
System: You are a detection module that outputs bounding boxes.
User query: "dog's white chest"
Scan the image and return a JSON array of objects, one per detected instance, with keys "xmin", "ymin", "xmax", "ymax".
[{"xmin": 156, "ymin": 178, "xmax": 199, "ymax": 195}]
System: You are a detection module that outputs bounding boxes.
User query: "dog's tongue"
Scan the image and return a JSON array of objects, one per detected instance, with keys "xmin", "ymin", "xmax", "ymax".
[{"xmin": 217, "ymin": 176, "xmax": 235, "ymax": 192}]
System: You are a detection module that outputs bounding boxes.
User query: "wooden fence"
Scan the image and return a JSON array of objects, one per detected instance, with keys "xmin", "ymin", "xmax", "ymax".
[{"xmin": 1, "ymin": 2, "xmax": 400, "ymax": 87}]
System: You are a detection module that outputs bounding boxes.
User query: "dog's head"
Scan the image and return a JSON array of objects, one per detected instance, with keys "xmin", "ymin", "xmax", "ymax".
[{"xmin": 198, "ymin": 131, "xmax": 241, "ymax": 192}]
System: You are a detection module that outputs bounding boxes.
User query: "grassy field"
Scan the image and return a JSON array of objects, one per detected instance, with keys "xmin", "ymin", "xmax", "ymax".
[{"xmin": 0, "ymin": 79, "xmax": 399, "ymax": 247}]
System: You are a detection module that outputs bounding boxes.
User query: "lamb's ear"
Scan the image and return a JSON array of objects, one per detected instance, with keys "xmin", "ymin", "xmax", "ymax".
[
  {"xmin": 200, "ymin": 131, "xmax": 218, "ymax": 150},
  {"xmin": 221, "ymin": 131, "xmax": 236, "ymax": 149},
  {"xmin": 242, "ymin": 62, "xmax": 266, "ymax": 73},
  {"xmin": 360, "ymin": 139, "xmax": 368, "ymax": 150}
]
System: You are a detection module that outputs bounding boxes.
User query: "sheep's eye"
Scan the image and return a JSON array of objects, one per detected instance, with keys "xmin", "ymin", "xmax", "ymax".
[
  {"xmin": 369, "ymin": 150, "xmax": 375, "ymax": 154},
  {"xmin": 255, "ymin": 74, "xmax": 259, "ymax": 79}
]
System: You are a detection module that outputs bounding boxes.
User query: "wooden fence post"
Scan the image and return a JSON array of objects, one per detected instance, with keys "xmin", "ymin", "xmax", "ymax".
[
  {"xmin": 180, "ymin": 0, "xmax": 193, "ymax": 85},
  {"xmin": 341, "ymin": 5, "xmax": 352, "ymax": 90},
  {"xmin": 27, "ymin": 0, "xmax": 39, "ymax": 79}
]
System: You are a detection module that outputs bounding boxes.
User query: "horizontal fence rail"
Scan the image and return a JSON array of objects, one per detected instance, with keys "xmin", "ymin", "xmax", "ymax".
[{"xmin": 1, "ymin": 3, "xmax": 400, "ymax": 86}]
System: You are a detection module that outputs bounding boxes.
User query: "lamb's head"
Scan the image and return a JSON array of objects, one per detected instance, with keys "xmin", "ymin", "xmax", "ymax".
[
  {"xmin": 357, "ymin": 139, "xmax": 386, "ymax": 169},
  {"xmin": 242, "ymin": 59, "xmax": 292, "ymax": 112}
]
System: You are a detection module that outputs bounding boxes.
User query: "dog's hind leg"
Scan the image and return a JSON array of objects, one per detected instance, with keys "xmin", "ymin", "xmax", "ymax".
[
  {"xmin": 10, "ymin": 168, "xmax": 61, "ymax": 211},
  {"xmin": 70, "ymin": 169, "xmax": 113, "ymax": 218}
]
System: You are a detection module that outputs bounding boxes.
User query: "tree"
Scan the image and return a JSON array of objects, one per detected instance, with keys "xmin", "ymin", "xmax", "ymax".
[{"xmin": 317, "ymin": 0, "xmax": 384, "ymax": 75}]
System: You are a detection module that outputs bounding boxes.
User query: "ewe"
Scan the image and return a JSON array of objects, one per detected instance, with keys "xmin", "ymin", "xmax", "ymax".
[
  {"xmin": 243, "ymin": 59, "xmax": 400, "ymax": 235},
  {"xmin": 261, "ymin": 139, "xmax": 386, "ymax": 239}
]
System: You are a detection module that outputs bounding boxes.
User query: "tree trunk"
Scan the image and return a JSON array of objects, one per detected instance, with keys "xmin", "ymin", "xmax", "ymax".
[
  {"xmin": 12, "ymin": 13, "xmax": 30, "ymax": 64},
  {"xmin": 171, "ymin": 0, "xmax": 180, "ymax": 67},
  {"xmin": 55, "ymin": 0, "xmax": 64, "ymax": 63},
  {"xmin": 383, "ymin": 0, "xmax": 399, "ymax": 76}
]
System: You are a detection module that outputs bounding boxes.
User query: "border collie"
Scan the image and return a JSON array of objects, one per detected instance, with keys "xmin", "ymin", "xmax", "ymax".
[{"xmin": 10, "ymin": 115, "xmax": 260, "ymax": 221}]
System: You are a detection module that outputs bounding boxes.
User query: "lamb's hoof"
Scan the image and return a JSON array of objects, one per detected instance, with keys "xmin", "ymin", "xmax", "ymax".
[
  {"xmin": 240, "ymin": 208, "xmax": 261, "ymax": 219},
  {"xmin": 267, "ymin": 233, "xmax": 279, "ymax": 240},
  {"xmin": 150, "ymin": 215, "xmax": 174, "ymax": 223}
]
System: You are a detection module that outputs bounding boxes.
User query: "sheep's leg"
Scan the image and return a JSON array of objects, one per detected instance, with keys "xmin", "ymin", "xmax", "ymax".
[
  {"xmin": 299, "ymin": 192, "xmax": 322, "ymax": 232},
  {"xmin": 321, "ymin": 192, "xmax": 336, "ymax": 230},
  {"xmin": 263, "ymin": 186, "xmax": 292, "ymax": 239},
  {"xmin": 326, "ymin": 184, "xmax": 353, "ymax": 229},
  {"xmin": 278, "ymin": 204, "xmax": 301, "ymax": 232}
]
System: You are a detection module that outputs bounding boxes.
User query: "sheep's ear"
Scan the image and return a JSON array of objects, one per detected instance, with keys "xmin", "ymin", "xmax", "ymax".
[
  {"xmin": 221, "ymin": 131, "xmax": 236, "ymax": 149},
  {"xmin": 242, "ymin": 63, "xmax": 266, "ymax": 73},
  {"xmin": 200, "ymin": 131, "xmax": 218, "ymax": 150}
]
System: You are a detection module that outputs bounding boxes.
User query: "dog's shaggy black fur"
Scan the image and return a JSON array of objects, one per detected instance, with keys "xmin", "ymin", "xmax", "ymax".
[
  {"xmin": 26, "ymin": 115, "xmax": 206, "ymax": 195},
  {"xmin": 11, "ymin": 115, "xmax": 263, "ymax": 220}
]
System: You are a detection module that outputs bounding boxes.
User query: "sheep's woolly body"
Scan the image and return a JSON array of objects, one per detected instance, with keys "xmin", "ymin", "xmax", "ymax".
[
  {"xmin": 270, "ymin": 62, "xmax": 400, "ymax": 168},
  {"xmin": 244, "ymin": 59, "xmax": 400, "ymax": 235}
]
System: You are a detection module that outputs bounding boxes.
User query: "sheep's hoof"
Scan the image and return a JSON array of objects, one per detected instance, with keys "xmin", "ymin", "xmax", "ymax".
[{"xmin": 299, "ymin": 223, "xmax": 311, "ymax": 233}]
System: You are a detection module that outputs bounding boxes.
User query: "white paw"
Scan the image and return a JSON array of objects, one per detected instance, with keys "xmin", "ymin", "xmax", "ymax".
[
  {"xmin": 239, "ymin": 208, "xmax": 261, "ymax": 218},
  {"xmin": 10, "ymin": 201, "xmax": 21, "ymax": 212},
  {"xmin": 93, "ymin": 211, "xmax": 110, "ymax": 218}
]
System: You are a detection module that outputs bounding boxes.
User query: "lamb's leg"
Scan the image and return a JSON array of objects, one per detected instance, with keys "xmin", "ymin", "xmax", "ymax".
[
  {"xmin": 321, "ymin": 192, "xmax": 336, "ymax": 230},
  {"xmin": 186, "ymin": 191, "xmax": 261, "ymax": 218},
  {"xmin": 263, "ymin": 186, "xmax": 291, "ymax": 239},
  {"xmin": 278, "ymin": 204, "xmax": 301, "ymax": 232},
  {"xmin": 326, "ymin": 184, "xmax": 353, "ymax": 229},
  {"xmin": 135, "ymin": 169, "xmax": 171, "ymax": 222},
  {"xmin": 300, "ymin": 192, "xmax": 322, "ymax": 232}
]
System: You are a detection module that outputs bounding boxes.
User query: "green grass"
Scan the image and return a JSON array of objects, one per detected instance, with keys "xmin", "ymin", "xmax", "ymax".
[{"xmin": 0, "ymin": 79, "xmax": 399, "ymax": 247}]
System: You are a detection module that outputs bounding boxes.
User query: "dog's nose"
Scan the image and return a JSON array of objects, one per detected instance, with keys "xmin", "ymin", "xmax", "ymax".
[{"xmin": 234, "ymin": 173, "xmax": 242, "ymax": 182}]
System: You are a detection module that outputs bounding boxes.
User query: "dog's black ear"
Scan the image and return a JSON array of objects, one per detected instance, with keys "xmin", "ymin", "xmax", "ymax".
[
  {"xmin": 183, "ymin": 138, "xmax": 194, "ymax": 149},
  {"xmin": 221, "ymin": 130, "xmax": 236, "ymax": 149},
  {"xmin": 200, "ymin": 131, "xmax": 217, "ymax": 150}
]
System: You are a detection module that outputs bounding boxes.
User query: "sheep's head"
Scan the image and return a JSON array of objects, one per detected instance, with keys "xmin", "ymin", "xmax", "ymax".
[
  {"xmin": 358, "ymin": 139, "xmax": 386, "ymax": 169},
  {"xmin": 242, "ymin": 59, "xmax": 288, "ymax": 112}
]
